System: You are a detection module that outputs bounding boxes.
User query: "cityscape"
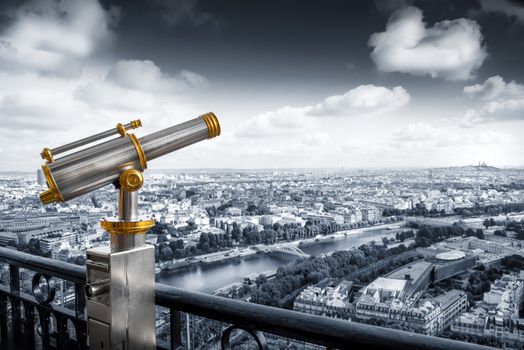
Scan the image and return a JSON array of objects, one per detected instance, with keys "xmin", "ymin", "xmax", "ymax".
[
  {"xmin": 2, "ymin": 165, "xmax": 524, "ymax": 348},
  {"xmin": 1, "ymin": 0, "xmax": 524, "ymax": 349}
]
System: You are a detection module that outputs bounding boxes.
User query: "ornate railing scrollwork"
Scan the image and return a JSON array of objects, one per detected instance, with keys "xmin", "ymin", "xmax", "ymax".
[
  {"xmin": 32, "ymin": 273, "xmax": 56, "ymax": 305},
  {"xmin": 221, "ymin": 325, "xmax": 268, "ymax": 350}
]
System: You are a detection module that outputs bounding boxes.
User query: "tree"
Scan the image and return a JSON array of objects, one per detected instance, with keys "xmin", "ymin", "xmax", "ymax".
[
  {"xmin": 174, "ymin": 248, "xmax": 185, "ymax": 259},
  {"xmin": 415, "ymin": 236, "xmax": 431, "ymax": 247},
  {"xmin": 175, "ymin": 239, "xmax": 185, "ymax": 250},
  {"xmin": 254, "ymin": 274, "xmax": 267, "ymax": 288},
  {"xmin": 481, "ymin": 280, "xmax": 491, "ymax": 293},
  {"xmin": 199, "ymin": 232, "xmax": 210, "ymax": 246},
  {"xmin": 475, "ymin": 229, "xmax": 485, "ymax": 240},
  {"xmin": 493, "ymin": 230, "xmax": 506, "ymax": 237},
  {"xmin": 246, "ymin": 204, "xmax": 258, "ymax": 214},
  {"xmin": 231, "ymin": 226, "xmax": 242, "ymax": 242},
  {"xmin": 160, "ymin": 247, "xmax": 173, "ymax": 261},
  {"xmin": 157, "ymin": 233, "xmax": 169, "ymax": 243}
]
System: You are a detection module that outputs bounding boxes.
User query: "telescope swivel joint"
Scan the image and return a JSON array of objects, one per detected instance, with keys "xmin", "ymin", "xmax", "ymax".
[{"xmin": 120, "ymin": 169, "xmax": 143, "ymax": 192}]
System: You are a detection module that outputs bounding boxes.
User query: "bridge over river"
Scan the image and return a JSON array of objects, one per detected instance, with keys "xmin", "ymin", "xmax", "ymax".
[{"xmin": 261, "ymin": 244, "xmax": 310, "ymax": 259}]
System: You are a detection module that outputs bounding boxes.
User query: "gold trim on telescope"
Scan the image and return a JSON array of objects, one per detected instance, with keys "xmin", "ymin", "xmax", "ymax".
[
  {"xmin": 201, "ymin": 112, "xmax": 221, "ymax": 139},
  {"xmin": 41, "ymin": 148, "xmax": 54, "ymax": 163},
  {"xmin": 39, "ymin": 164, "xmax": 64, "ymax": 204},
  {"xmin": 128, "ymin": 133, "xmax": 148, "ymax": 170},
  {"xmin": 116, "ymin": 123, "xmax": 127, "ymax": 137},
  {"xmin": 130, "ymin": 119, "xmax": 142, "ymax": 129},
  {"xmin": 100, "ymin": 219, "xmax": 156, "ymax": 235},
  {"xmin": 117, "ymin": 119, "xmax": 142, "ymax": 137},
  {"xmin": 120, "ymin": 169, "xmax": 143, "ymax": 192}
]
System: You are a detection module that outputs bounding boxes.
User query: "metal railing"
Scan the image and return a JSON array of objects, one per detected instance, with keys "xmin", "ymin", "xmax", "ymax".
[
  {"xmin": 0, "ymin": 247, "xmax": 86, "ymax": 349},
  {"xmin": 0, "ymin": 247, "xmax": 494, "ymax": 350}
]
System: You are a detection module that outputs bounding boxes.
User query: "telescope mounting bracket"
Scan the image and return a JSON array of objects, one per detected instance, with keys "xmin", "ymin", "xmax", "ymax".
[{"xmin": 100, "ymin": 168, "xmax": 155, "ymax": 252}]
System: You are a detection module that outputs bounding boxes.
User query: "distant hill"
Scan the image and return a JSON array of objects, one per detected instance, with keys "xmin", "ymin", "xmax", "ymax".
[{"xmin": 431, "ymin": 164, "xmax": 502, "ymax": 172}]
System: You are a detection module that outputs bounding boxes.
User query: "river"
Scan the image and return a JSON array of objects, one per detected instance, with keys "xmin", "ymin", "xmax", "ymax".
[{"xmin": 157, "ymin": 227, "xmax": 402, "ymax": 293}]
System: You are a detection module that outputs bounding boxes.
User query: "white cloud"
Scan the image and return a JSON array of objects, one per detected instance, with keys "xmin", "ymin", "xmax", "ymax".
[
  {"xmin": 174, "ymin": 69, "xmax": 210, "ymax": 89},
  {"xmin": 0, "ymin": 0, "xmax": 120, "ymax": 75},
  {"xmin": 463, "ymin": 75, "xmax": 524, "ymax": 100},
  {"xmin": 0, "ymin": 90, "xmax": 77, "ymax": 130},
  {"xmin": 458, "ymin": 109, "xmax": 485, "ymax": 128},
  {"xmin": 73, "ymin": 81, "xmax": 157, "ymax": 112},
  {"xmin": 369, "ymin": 6, "xmax": 487, "ymax": 80},
  {"xmin": 479, "ymin": 0, "xmax": 524, "ymax": 23},
  {"xmin": 460, "ymin": 76, "xmax": 524, "ymax": 125},
  {"xmin": 74, "ymin": 60, "xmax": 208, "ymax": 113},
  {"xmin": 482, "ymin": 98, "xmax": 524, "ymax": 118},
  {"xmin": 235, "ymin": 106, "xmax": 314, "ymax": 139},
  {"xmin": 0, "ymin": 70, "xmax": 89, "ymax": 131},
  {"xmin": 106, "ymin": 60, "xmax": 208, "ymax": 93},
  {"xmin": 309, "ymin": 85, "xmax": 410, "ymax": 117},
  {"xmin": 459, "ymin": 100, "xmax": 524, "ymax": 126},
  {"xmin": 235, "ymin": 85, "xmax": 409, "ymax": 140},
  {"xmin": 227, "ymin": 84, "xmax": 410, "ymax": 169}
]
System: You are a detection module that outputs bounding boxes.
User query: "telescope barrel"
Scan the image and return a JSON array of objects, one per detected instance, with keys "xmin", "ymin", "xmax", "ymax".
[
  {"xmin": 39, "ymin": 113, "xmax": 220, "ymax": 204},
  {"xmin": 140, "ymin": 112, "xmax": 220, "ymax": 161}
]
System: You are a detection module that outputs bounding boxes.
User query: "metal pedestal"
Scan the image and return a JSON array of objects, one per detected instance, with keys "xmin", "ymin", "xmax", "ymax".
[
  {"xmin": 85, "ymin": 170, "xmax": 156, "ymax": 350},
  {"xmin": 86, "ymin": 245, "xmax": 156, "ymax": 350}
]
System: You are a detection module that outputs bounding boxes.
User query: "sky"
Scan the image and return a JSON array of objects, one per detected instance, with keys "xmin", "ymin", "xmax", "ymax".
[{"xmin": 0, "ymin": 0, "xmax": 523, "ymax": 171}]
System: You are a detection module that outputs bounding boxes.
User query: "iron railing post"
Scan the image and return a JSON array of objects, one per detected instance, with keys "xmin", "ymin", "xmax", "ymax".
[
  {"xmin": 75, "ymin": 282, "xmax": 88, "ymax": 349},
  {"xmin": 23, "ymin": 300, "xmax": 36, "ymax": 348},
  {"xmin": 9, "ymin": 265, "xmax": 22, "ymax": 346},
  {"xmin": 38, "ymin": 308, "xmax": 51, "ymax": 350},
  {"xmin": 170, "ymin": 308, "xmax": 182, "ymax": 350},
  {"xmin": 0, "ymin": 294, "xmax": 8, "ymax": 348}
]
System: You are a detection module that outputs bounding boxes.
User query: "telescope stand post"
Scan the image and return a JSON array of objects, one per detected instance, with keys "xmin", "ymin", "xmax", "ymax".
[{"xmin": 85, "ymin": 170, "xmax": 156, "ymax": 350}]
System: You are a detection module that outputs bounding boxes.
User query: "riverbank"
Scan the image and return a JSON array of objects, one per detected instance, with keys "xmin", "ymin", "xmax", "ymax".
[
  {"xmin": 157, "ymin": 225, "xmax": 405, "ymax": 293},
  {"xmin": 158, "ymin": 246, "xmax": 259, "ymax": 274},
  {"xmin": 294, "ymin": 222, "xmax": 403, "ymax": 248},
  {"xmin": 157, "ymin": 221, "xmax": 404, "ymax": 274}
]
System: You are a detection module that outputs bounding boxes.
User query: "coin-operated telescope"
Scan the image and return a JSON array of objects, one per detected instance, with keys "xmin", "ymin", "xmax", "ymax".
[{"xmin": 38, "ymin": 113, "xmax": 220, "ymax": 350}]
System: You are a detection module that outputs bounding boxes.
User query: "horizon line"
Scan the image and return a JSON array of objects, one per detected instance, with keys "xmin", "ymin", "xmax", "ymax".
[{"xmin": 3, "ymin": 164, "xmax": 524, "ymax": 174}]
